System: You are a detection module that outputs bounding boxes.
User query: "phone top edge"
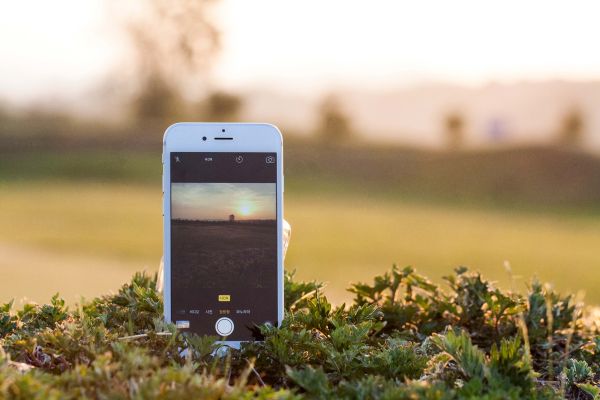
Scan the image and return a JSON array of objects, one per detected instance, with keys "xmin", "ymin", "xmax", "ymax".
[{"xmin": 163, "ymin": 122, "xmax": 283, "ymax": 148}]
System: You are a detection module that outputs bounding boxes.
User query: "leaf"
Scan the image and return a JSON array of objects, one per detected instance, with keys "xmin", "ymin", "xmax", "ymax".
[
  {"xmin": 286, "ymin": 366, "xmax": 331, "ymax": 396},
  {"xmin": 577, "ymin": 383, "xmax": 600, "ymax": 400}
]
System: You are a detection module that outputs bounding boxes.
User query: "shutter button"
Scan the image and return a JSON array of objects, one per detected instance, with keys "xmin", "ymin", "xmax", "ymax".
[{"xmin": 215, "ymin": 317, "xmax": 234, "ymax": 336}]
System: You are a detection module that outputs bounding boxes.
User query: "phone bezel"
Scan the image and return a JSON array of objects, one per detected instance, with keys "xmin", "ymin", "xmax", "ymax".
[{"xmin": 162, "ymin": 122, "xmax": 284, "ymax": 348}]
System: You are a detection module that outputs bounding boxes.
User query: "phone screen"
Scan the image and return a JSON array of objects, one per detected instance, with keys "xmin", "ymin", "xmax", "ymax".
[{"xmin": 170, "ymin": 152, "xmax": 278, "ymax": 340}]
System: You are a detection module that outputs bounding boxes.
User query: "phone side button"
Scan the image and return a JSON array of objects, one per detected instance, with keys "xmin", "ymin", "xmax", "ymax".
[{"xmin": 215, "ymin": 317, "xmax": 234, "ymax": 336}]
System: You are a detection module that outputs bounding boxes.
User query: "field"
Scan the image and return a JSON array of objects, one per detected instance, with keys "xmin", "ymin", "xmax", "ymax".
[
  {"xmin": 2, "ymin": 176, "xmax": 600, "ymax": 305},
  {"xmin": 171, "ymin": 220, "xmax": 277, "ymax": 290}
]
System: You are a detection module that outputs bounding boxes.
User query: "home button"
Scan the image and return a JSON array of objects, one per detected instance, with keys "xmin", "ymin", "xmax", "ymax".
[{"xmin": 215, "ymin": 317, "xmax": 234, "ymax": 336}]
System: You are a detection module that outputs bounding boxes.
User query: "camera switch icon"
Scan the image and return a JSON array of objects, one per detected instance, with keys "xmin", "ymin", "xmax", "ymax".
[{"xmin": 265, "ymin": 155, "xmax": 275, "ymax": 164}]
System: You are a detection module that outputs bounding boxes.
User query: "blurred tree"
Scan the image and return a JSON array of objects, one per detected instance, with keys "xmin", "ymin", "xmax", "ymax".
[
  {"xmin": 444, "ymin": 111, "xmax": 466, "ymax": 150},
  {"xmin": 131, "ymin": 77, "xmax": 179, "ymax": 122},
  {"xmin": 113, "ymin": 0, "xmax": 221, "ymax": 123},
  {"xmin": 316, "ymin": 94, "xmax": 352, "ymax": 143},
  {"xmin": 558, "ymin": 108, "xmax": 585, "ymax": 147},
  {"xmin": 201, "ymin": 91, "xmax": 243, "ymax": 121}
]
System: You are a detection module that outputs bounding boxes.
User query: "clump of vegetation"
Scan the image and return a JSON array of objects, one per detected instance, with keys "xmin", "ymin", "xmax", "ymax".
[{"xmin": 1, "ymin": 266, "xmax": 600, "ymax": 399}]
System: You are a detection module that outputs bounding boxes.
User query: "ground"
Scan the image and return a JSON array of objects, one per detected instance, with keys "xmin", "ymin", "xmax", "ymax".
[{"xmin": 2, "ymin": 180, "xmax": 600, "ymax": 305}]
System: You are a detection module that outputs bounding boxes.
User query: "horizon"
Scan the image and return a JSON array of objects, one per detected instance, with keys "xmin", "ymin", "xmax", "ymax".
[{"xmin": 171, "ymin": 183, "xmax": 276, "ymax": 221}]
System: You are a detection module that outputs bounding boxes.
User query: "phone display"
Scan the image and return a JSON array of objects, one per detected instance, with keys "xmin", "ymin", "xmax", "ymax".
[{"xmin": 169, "ymin": 152, "xmax": 278, "ymax": 340}]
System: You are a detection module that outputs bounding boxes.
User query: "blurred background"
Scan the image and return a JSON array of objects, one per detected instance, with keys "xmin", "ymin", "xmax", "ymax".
[{"xmin": 2, "ymin": 0, "xmax": 600, "ymax": 305}]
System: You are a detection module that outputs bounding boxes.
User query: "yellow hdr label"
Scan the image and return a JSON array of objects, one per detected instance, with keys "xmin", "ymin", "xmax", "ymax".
[{"xmin": 218, "ymin": 295, "xmax": 231, "ymax": 302}]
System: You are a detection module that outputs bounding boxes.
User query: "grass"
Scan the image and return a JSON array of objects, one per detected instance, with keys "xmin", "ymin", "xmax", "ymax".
[
  {"xmin": 0, "ymin": 182, "xmax": 161, "ymax": 260},
  {"xmin": 1, "ymin": 267, "xmax": 599, "ymax": 399},
  {"xmin": 0, "ymin": 150, "xmax": 159, "ymax": 183},
  {"xmin": 285, "ymin": 191, "xmax": 600, "ymax": 304},
  {"xmin": 3, "ymin": 180, "xmax": 600, "ymax": 305},
  {"xmin": 0, "ymin": 182, "xmax": 160, "ymax": 304}
]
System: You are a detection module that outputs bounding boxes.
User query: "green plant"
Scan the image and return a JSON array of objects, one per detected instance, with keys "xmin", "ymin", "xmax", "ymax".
[{"xmin": 1, "ymin": 266, "xmax": 599, "ymax": 399}]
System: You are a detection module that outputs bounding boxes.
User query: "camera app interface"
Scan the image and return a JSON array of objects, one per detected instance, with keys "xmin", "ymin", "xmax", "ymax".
[{"xmin": 170, "ymin": 152, "xmax": 277, "ymax": 340}]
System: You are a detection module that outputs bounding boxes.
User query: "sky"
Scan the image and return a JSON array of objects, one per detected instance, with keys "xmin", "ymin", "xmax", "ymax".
[
  {"xmin": 171, "ymin": 183, "xmax": 276, "ymax": 220},
  {"xmin": 1, "ymin": 0, "xmax": 600, "ymax": 104}
]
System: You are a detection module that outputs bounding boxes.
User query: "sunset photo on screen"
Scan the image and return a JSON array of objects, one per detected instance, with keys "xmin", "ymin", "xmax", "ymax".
[{"xmin": 170, "ymin": 183, "xmax": 277, "ymax": 290}]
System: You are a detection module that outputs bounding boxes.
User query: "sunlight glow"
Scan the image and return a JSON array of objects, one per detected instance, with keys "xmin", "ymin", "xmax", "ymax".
[
  {"xmin": 215, "ymin": 0, "xmax": 600, "ymax": 91},
  {"xmin": 2, "ymin": 0, "xmax": 600, "ymax": 101},
  {"xmin": 237, "ymin": 201, "xmax": 254, "ymax": 217}
]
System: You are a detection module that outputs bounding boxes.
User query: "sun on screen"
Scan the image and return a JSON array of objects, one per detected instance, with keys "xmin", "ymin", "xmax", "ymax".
[{"xmin": 237, "ymin": 201, "xmax": 254, "ymax": 217}]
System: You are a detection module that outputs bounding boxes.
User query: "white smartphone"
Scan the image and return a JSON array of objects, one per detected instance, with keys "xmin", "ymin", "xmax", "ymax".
[{"xmin": 162, "ymin": 122, "xmax": 284, "ymax": 347}]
